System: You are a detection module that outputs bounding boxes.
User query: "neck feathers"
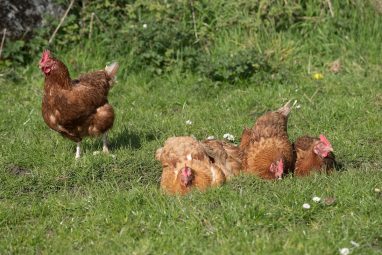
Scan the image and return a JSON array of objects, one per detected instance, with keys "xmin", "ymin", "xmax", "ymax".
[{"xmin": 44, "ymin": 61, "xmax": 72, "ymax": 90}]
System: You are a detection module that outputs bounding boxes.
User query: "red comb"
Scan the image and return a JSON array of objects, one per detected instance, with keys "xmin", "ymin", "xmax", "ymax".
[
  {"xmin": 41, "ymin": 49, "xmax": 51, "ymax": 62},
  {"xmin": 319, "ymin": 134, "xmax": 331, "ymax": 147}
]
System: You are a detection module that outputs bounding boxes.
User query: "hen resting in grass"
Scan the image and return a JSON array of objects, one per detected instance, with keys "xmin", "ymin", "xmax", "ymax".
[
  {"xmin": 292, "ymin": 135, "xmax": 336, "ymax": 176},
  {"xmin": 39, "ymin": 50, "xmax": 119, "ymax": 159},
  {"xmin": 240, "ymin": 101, "xmax": 293, "ymax": 179},
  {"xmin": 155, "ymin": 136, "xmax": 226, "ymax": 195}
]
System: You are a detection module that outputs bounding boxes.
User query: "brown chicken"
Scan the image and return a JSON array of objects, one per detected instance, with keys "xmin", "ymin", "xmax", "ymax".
[
  {"xmin": 155, "ymin": 136, "xmax": 226, "ymax": 195},
  {"xmin": 240, "ymin": 101, "xmax": 293, "ymax": 179},
  {"xmin": 292, "ymin": 134, "xmax": 336, "ymax": 176},
  {"xmin": 201, "ymin": 139, "xmax": 242, "ymax": 179},
  {"xmin": 39, "ymin": 50, "xmax": 119, "ymax": 159},
  {"xmin": 239, "ymin": 128, "xmax": 252, "ymax": 152}
]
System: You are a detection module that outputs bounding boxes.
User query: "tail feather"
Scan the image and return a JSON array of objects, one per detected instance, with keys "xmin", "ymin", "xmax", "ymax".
[
  {"xmin": 276, "ymin": 100, "xmax": 292, "ymax": 117},
  {"xmin": 105, "ymin": 62, "xmax": 119, "ymax": 80}
]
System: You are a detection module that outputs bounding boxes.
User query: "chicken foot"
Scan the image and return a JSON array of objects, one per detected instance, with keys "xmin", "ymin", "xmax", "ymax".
[
  {"xmin": 92, "ymin": 132, "xmax": 112, "ymax": 156},
  {"xmin": 102, "ymin": 132, "xmax": 110, "ymax": 153},
  {"xmin": 75, "ymin": 133, "xmax": 110, "ymax": 159}
]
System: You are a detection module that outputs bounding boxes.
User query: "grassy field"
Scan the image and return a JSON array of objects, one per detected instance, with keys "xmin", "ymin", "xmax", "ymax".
[{"xmin": 1, "ymin": 1, "xmax": 382, "ymax": 254}]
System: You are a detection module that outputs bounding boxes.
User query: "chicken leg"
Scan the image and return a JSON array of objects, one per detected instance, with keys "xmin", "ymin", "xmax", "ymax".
[
  {"xmin": 102, "ymin": 132, "xmax": 110, "ymax": 154},
  {"xmin": 92, "ymin": 132, "xmax": 111, "ymax": 156},
  {"xmin": 75, "ymin": 142, "xmax": 81, "ymax": 159}
]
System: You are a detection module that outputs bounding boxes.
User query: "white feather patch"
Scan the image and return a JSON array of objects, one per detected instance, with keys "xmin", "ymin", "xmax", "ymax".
[
  {"xmin": 49, "ymin": 114, "xmax": 56, "ymax": 123},
  {"xmin": 210, "ymin": 166, "xmax": 217, "ymax": 182}
]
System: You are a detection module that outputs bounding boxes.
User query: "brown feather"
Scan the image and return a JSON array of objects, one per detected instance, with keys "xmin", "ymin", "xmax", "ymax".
[
  {"xmin": 201, "ymin": 139, "xmax": 242, "ymax": 179},
  {"xmin": 240, "ymin": 102, "xmax": 293, "ymax": 179},
  {"xmin": 160, "ymin": 159, "xmax": 225, "ymax": 195},
  {"xmin": 239, "ymin": 127, "xmax": 252, "ymax": 152},
  {"xmin": 242, "ymin": 138, "xmax": 293, "ymax": 179},
  {"xmin": 156, "ymin": 136, "xmax": 226, "ymax": 195},
  {"xmin": 293, "ymin": 136, "xmax": 336, "ymax": 176}
]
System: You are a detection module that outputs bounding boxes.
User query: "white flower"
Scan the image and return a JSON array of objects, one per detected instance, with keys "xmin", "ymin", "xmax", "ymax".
[
  {"xmin": 143, "ymin": 23, "xmax": 147, "ymax": 29},
  {"xmin": 339, "ymin": 248, "xmax": 350, "ymax": 255},
  {"xmin": 350, "ymin": 241, "xmax": 359, "ymax": 247},
  {"xmin": 185, "ymin": 120, "xmax": 192, "ymax": 125},
  {"xmin": 375, "ymin": 188, "xmax": 381, "ymax": 193},
  {"xmin": 312, "ymin": 196, "xmax": 321, "ymax": 202},
  {"xmin": 292, "ymin": 100, "xmax": 301, "ymax": 109},
  {"xmin": 302, "ymin": 203, "xmax": 311, "ymax": 209},
  {"xmin": 207, "ymin": 136, "xmax": 215, "ymax": 140},
  {"xmin": 223, "ymin": 133, "xmax": 235, "ymax": 141}
]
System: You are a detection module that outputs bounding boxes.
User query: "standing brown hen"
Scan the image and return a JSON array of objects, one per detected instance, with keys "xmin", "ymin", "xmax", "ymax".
[
  {"xmin": 292, "ymin": 134, "xmax": 336, "ymax": 176},
  {"xmin": 39, "ymin": 50, "xmax": 119, "ymax": 159},
  {"xmin": 155, "ymin": 136, "xmax": 226, "ymax": 195},
  {"xmin": 240, "ymin": 101, "xmax": 293, "ymax": 179}
]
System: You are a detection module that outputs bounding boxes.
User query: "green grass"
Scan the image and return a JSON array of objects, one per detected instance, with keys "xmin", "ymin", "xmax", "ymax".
[{"xmin": 1, "ymin": 2, "xmax": 382, "ymax": 254}]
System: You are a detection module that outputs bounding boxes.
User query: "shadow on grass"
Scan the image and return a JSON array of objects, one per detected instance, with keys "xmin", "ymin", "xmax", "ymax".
[
  {"xmin": 334, "ymin": 160, "xmax": 345, "ymax": 172},
  {"xmin": 84, "ymin": 128, "xmax": 158, "ymax": 152},
  {"xmin": 110, "ymin": 128, "xmax": 157, "ymax": 150}
]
